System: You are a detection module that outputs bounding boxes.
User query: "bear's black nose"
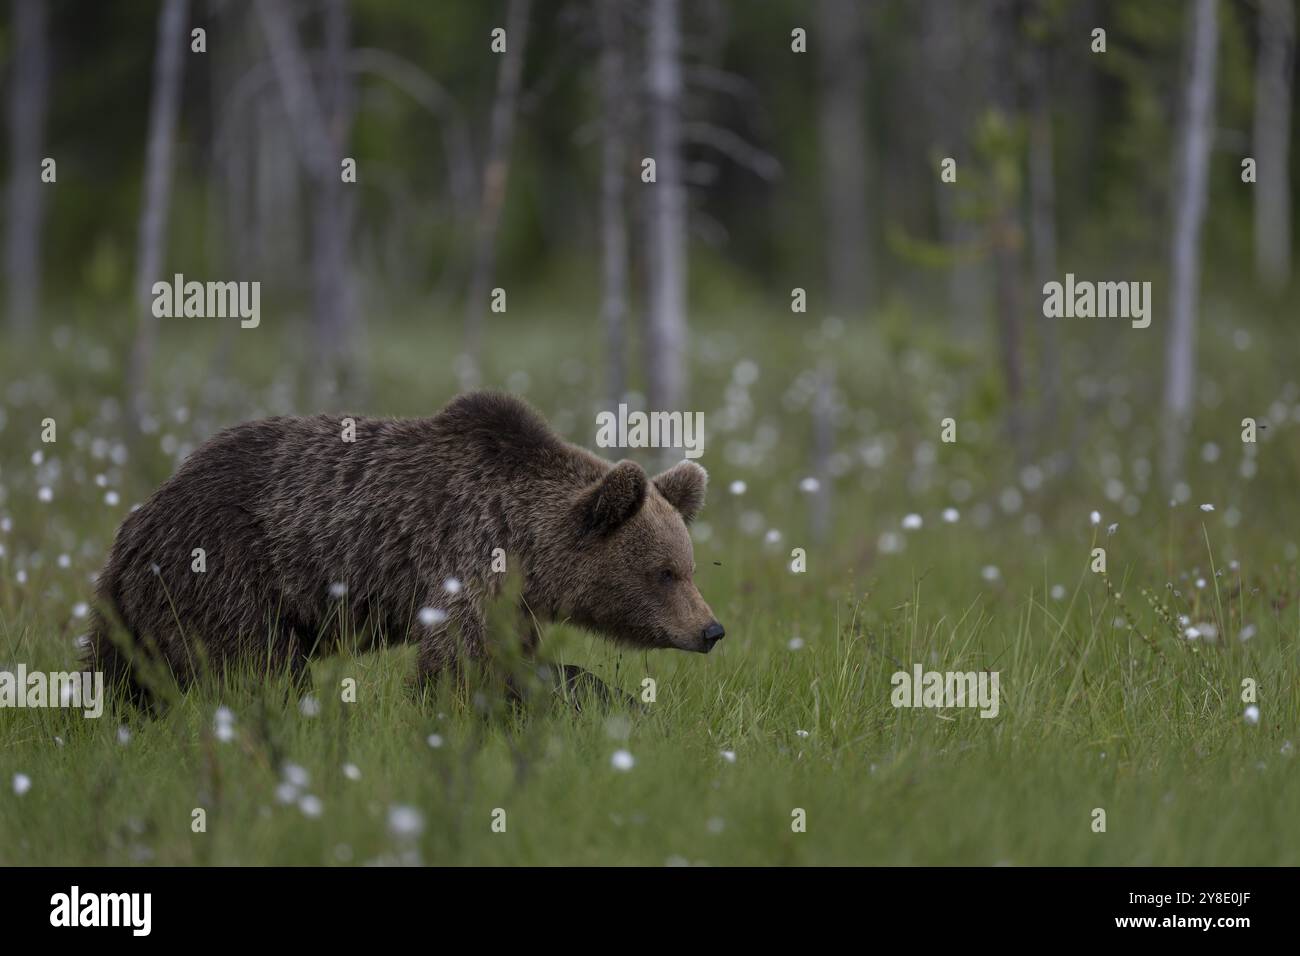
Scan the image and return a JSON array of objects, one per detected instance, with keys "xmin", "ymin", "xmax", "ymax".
[{"xmin": 702, "ymin": 621, "xmax": 725, "ymax": 649}]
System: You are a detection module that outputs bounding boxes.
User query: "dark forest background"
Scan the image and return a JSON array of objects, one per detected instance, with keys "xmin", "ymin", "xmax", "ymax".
[{"xmin": 1, "ymin": 0, "xmax": 1296, "ymax": 485}]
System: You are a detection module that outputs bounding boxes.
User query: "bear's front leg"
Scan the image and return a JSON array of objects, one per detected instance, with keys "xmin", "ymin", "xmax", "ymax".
[
  {"xmin": 545, "ymin": 663, "xmax": 641, "ymax": 712},
  {"xmin": 413, "ymin": 609, "xmax": 486, "ymax": 689}
]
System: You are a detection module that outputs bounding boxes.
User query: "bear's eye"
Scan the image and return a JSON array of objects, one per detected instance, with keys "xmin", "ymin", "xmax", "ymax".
[{"xmin": 659, "ymin": 568, "xmax": 676, "ymax": 584}]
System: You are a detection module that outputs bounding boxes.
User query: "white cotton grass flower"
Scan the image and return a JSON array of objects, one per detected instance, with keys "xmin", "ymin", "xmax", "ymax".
[
  {"xmin": 328, "ymin": 581, "xmax": 348, "ymax": 599},
  {"xmin": 298, "ymin": 795, "xmax": 324, "ymax": 818},
  {"xmin": 71, "ymin": 602, "xmax": 89, "ymax": 619},
  {"xmin": 418, "ymin": 607, "xmax": 447, "ymax": 627},
  {"xmin": 764, "ymin": 528, "xmax": 782, "ymax": 545},
  {"xmin": 57, "ymin": 553, "xmax": 71, "ymax": 569},
  {"xmin": 1244, "ymin": 705, "xmax": 1260, "ymax": 726},
  {"xmin": 443, "ymin": 577, "xmax": 462, "ymax": 595},
  {"xmin": 1050, "ymin": 584, "xmax": 1067, "ymax": 601},
  {"xmin": 213, "ymin": 706, "xmax": 235, "ymax": 742},
  {"xmin": 610, "ymin": 749, "xmax": 635, "ymax": 772},
  {"xmin": 15, "ymin": 569, "xmax": 27, "ymax": 585},
  {"xmin": 877, "ymin": 531, "xmax": 905, "ymax": 554},
  {"xmin": 388, "ymin": 805, "xmax": 424, "ymax": 840},
  {"xmin": 426, "ymin": 734, "xmax": 443, "ymax": 749},
  {"xmin": 1199, "ymin": 503, "xmax": 1215, "ymax": 512},
  {"xmin": 720, "ymin": 750, "xmax": 737, "ymax": 764},
  {"xmin": 1089, "ymin": 510, "xmax": 1101, "ymax": 527},
  {"xmin": 1239, "ymin": 624, "xmax": 1257, "ymax": 643},
  {"xmin": 37, "ymin": 486, "xmax": 53, "ymax": 503},
  {"xmin": 104, "ymin": 491, "xmax": 120, "ymax": 507},
  {"xmin": 343, "ymin": 763, "xmax": 362, "ymax": 781},
  {"xmin": 299, "ymin": 695, "xmax": 321, "ymax": 717},
  {"xmin": 1107, "ymin": 523, "xmax": 1119, "ymax": 536},
  {"xmin": 901, "ymin": 513, "xmax": 923, "ymax": 531},
  {"xmin": 282, "ymin": 763, "xmax": 310, "ymax": 788},
  {"xmin": 116, "ymin": 726, "xmax": 131, "ymax": 746},
  {"xmin": 728, "ymin": 479, "xmax": 747, "ymax": 496},
  {"xmin": 795, "ymin": 729, "xmax": 810, "ymax": 739},
  {"xmin": 13, "ymin": 773, "xmax": 32, "ymax": 796},
  {"xmin": 981, "ymin": 565, "xmax": 1001, "ymax": 583},
  {"xmin": 942, "ymin": 507, "xmax": 960, "ymax": 524},
  {"xmin": 787, "ymin": 636, "xmax": 805, "ymax": 651},
  {"xmin": 275, "ymin": 782, "xmax": 299, "ymax": 804},
  {"xmin": 799, "ymin": 477, "xmax": 820, "ymax": 493}
]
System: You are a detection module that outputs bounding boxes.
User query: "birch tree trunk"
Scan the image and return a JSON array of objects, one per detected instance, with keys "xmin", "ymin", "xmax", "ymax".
[
  {"xmin": 1253, "ymin": 0, "xmax": 1294, "ymax": 292},
  {"xmin": 1162, "ymin": 0, "xmax": 1219, "ymax": 482},
  {"xmin": 255, "ymin": 0, "xmax": 358, "ymax": 399},
  {"xmin": 128, "ymin": 0, "xmax": 190, "ymax": 422},
  {"xmin": 645, "ymin": 0, "xmax": 687, "ymax": 412},
  {"xmin": 1026, "ymin": 34, "xmax": 1059, "ymax": 440},
  {"xmin": 4, "ymin": 0, "xmax": 50, "ymax": 335},
  {"xmin": 599, "ymin": 0, "xmax": 629, "ymax": 406},
  {"xmin": 816, "ymin": 0, "xmax": 870, "ymax": 315},
  {"xmin": 462, "ymin": 0, "xmax": 532, "ymax": 389},
  {"xmin": 921, "ymin": 0, "xmax": 982, "ymax": 331}
]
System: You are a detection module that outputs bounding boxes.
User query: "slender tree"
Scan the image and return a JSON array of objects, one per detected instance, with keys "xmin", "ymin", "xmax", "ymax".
[
  {"xmin": 4, "ymin": 0, "xmax": 50, "ymax": 335},
  {"xmin": 645, "ymin": 0, "xmax": 688, "ymax": 413},
  {"xmin": 1253, "ymin": 0, "xmax": 1294, "ymax": 292},
  {"xmin": 986, "ymin": 0, "xmax": 1027, "ymax": 461},
  {"xmin": 816, "ymin": 0, "xmax": 870, "ymax": 315},
  {"xmin": 463, "ymin": 0, "xmax": 532, "ymax": 389},
  {"xmin": 256, "ymin": 0, "xmax": 358, "ymax": 398},
  {"xmin": 599, "ymin": 0, "xmax": 630, "ymax": 406},
  {"xmin": 128, "ymin": 0, "xmax": 190, "ymax": 422},
  {"xmin": 921, "ymin": 0, "xmax": 982, "ymax": 331},
  {"xmin": 1162, "ymin": 0, "xmax": 1219, "ymax": 481},
  {"xmin": 1024, "ymin": 10, "xmax": 1059, "ymax": 439}
]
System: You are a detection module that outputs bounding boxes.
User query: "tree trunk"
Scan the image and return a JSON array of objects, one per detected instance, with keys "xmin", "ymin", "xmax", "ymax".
[
  {"xmin": 816, "ymin": 0, "xmax": 870, "ymax": 315},
  {"xmin": 4, "ymin": 0, "xmax": 50, "ymax": 335},
  {"xmin": 1162, "ymin": 0, "xmax": 1218, "ymax": 483},
  {"xmin": 128, "ymin": 0, "xmax": 190, "ymax": 423},
  {"xmin": 1254, "ymin": 0, "xmax": 1294, "ymax": 292},
  {"xmin": 599, "ymin": 0, "xmax": 629, "ymax": 406},
  {"xmin": 989, "ymin": 0, "xmax": 1026, "ymax": 461},
  {"xmin": 921, "ymin": 0, "xmax": 982, "ymax": 331},
  {"xmin": 255, "ymin": 0, "xmax": 358, "ymax": 400},
  {"xmin": 1026, "ymin": 30, "xmax": 1059, "ymax": 441},
  {"xmin": 462, "ymin": 0, "xmax": 532, "ymax": 389},
  {"xmin": 645, "ymin": 0, "xmax": 688, "ymax": 412}
]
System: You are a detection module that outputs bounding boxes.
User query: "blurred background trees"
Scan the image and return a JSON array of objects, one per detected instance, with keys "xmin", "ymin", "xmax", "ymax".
[{"xmin": 0, "ymin": 0, "xmax": 1296, "ymax": 486}]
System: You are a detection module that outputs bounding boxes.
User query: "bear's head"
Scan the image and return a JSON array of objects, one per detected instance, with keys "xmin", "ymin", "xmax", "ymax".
[{"xmin": 566, "ymin": 459, "xmax": 724, "ymax": 654}]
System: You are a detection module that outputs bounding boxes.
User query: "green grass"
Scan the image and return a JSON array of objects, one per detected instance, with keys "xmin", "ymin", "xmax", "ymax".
[{"xmin": 2, "ymin": 303, "xmax": 1299, "ymax": 865}]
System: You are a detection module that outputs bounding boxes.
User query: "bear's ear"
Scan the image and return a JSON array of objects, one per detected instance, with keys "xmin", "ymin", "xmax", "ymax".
[
  {"xmin": 653, "ymin": 461, "xmax": 707, "ymax": 524},
  {"xmin": 577, "ymin": 460, "xmax": 648, "ymax": 536}
]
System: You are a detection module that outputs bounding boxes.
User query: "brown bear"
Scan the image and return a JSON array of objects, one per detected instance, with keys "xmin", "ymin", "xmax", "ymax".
[{"xmin": 86, "ymin": 391, "xmax": 723, "ymax": 705}]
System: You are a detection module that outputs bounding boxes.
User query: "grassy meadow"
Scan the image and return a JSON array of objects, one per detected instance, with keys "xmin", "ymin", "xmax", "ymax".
[{"xmin": 2, "ymin": 300, "xmax": 1299, "ymax": 866}]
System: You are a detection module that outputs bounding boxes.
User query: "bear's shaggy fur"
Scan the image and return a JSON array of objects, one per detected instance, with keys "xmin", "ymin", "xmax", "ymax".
[{"xmin": 86, "ymin": 392, "xmax": 722, "ymax": 700}]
